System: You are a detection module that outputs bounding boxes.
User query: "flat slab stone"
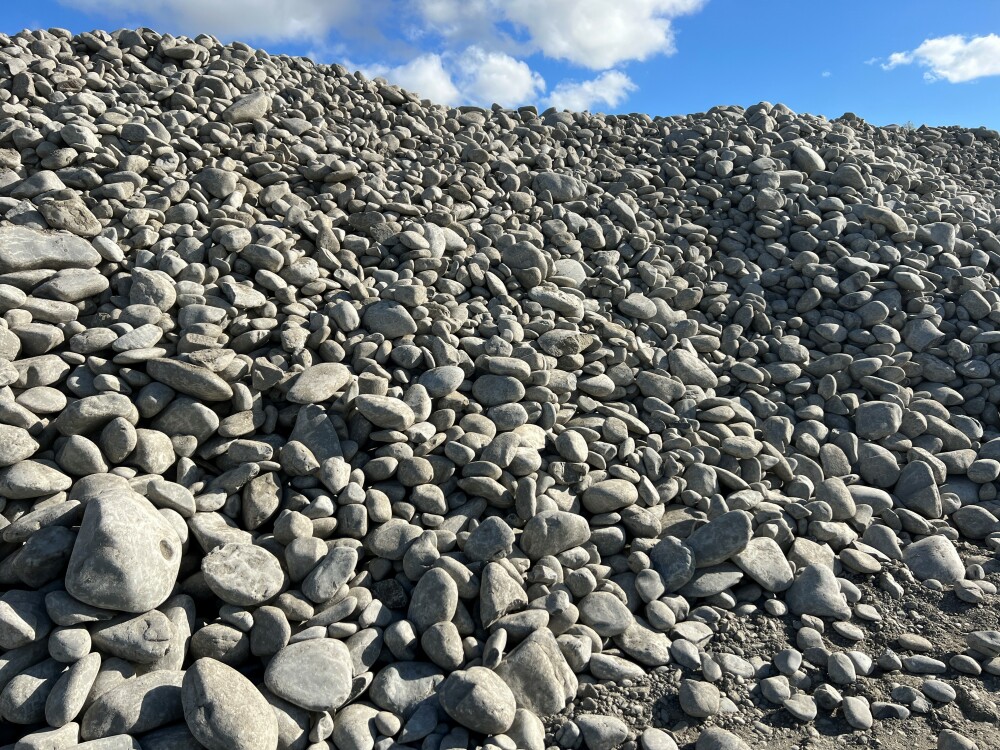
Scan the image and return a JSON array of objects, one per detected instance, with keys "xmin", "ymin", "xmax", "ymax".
[{"xmin": 0, "ymin": 226, "xmax": 101, "ymax": 273}]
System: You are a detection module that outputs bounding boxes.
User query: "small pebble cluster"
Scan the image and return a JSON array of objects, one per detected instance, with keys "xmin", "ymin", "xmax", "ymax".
[{"xmin": 0, "ymin": 25, "xmax": 998, "ymax": 750}]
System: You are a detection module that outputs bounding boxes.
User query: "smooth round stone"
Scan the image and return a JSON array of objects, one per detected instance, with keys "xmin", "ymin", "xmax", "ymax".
[
  {"xmin": 685, "ymin": 511, "xmax": 752, "ymax": 568},
  {"xmin": 649, "ymin": 537, "xmax": 696, "ymax": 591},
  {"xmin": 369, "ymin": 662, "xmax": 444, "ymax": 719},
  {"xmin": 146, "ymin": 358, "xmax": 233, "ymax": 401},
  {"xmin": 921, "ymin": 679, "xmax": 957, "ymax": 703},
  {"xmin": 202, "ymin": 543, "xmax": 285, "ymax": 607},
  {"xmin": 355, "ymin": 395, "xmax": 415, "ymax": 430},
  {"xmin": 695, "ymin": 726, "xmax": 750, "ymax": 750},
  {"xmin": 576, "ymin": 715, "xmax": 630, "ymax": 750},
  {"xmin": 578, "ymin": 592, "xmax": 633, "ymax": 637},
  {"xmin": 619, "ymin": 293, "xmax": 657, "ymax": 319},
  {"xmin": 44, "ymin": 651, "xmax": 100, "ymax": 727},
  {"xmin": 842, "ymin": 696, "xmax": 873, "ymax": 729},
  {"xmin": 582, "ymin": 479, "xmax": 638, "ymax": 513},
  {"xmin": 520, "ymin": 510, "xmax": 591, "ymax": 559},
  {"xmin": 832, "ymin": 621, "xmax": 865, "ymax": 641},
  {"xmin": 286, "ymin": 363, "xmax": 353, "ymax": 404},
  {"xmin": 554, "ymin": 430, "xmax": 589, "ymax": 462},
  {"xmin": 48, "ymin": 626, "xmax": 92, "ymax": 662},
  {"xmin": 419, "ymin": 366, "xmax": 465, "ymax": 398},
  {"xmin": 897, "ymin": 633, "xmax": 933, "ymax": 652},
  {"xmin": 65, "ymin": 491, "xmax": 182, "ymax": 613},
  {"xmin": 264, "ymin": 638, "xmax": 353, "ymax": 712},
  {"xmin": 904, "ymin": 535, "xmax": 965, "ymax": 583},
  {"xmin": 783, "ymin": 694, "xmax": 817, "ymax": 722},
  {"xmin": 472, "ymin": 375, "xmax": 525, "ymax": 407},
  {"xmin": 438, "ymin": 666, "xmax": 517, "ymax": 735},
  {"xmin": 362, "ymin": 301, "xmax": 417, "ymax": 338},
  {"xmin": 938, "ymin": 729, "xmax": 979, "ymax": 750},
  {"xmin": 732, "ymin": 536, "xmax": 793, "ymax": 592},
  {"xmin": 182, "ymin": 658, "xmax": 279, "ymax": 750},
  {"xmin": 679, "ymin": 679, "xmax": 720, "ymax": 718},
  {"xmin": 80, "ymin": 670, "xmax": 185, "ymax": 739},
  {"xmin": 90, "ymin": 611, "xmax": 173, "ymax": 663},
  {"xmin": 786, "ymin": 564, "xmax": 851, "ymax": 619},
  {"xmin": 0, "ymin": 424, "xmax": 39, "ymax": 466},
  {"xmin": 0, "ymin": 657, "xmax": 64, "ymax": 723}
]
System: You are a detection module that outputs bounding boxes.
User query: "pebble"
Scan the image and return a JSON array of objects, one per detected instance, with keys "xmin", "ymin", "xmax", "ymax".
[
  {"xmin": 438, "ymin": 667, "xmax": 517, "ymax": 735},
  {"xmin": 264, "ymin": 639, "xmax": 354, "ymax": 712},
  {"xmin": 181, "ymin": 658, "xmax": 279, "ymax": 750},
  {"xmin": 786, "ymin": 564, "xmax": 851, "ymax": 619},
  {"xmin": 201, "ymin": 543, "xmax": 285, "ymax": 607},
  {"xmin": 575, "ymin": 715, "xmax": 629, "ymax": 750},
  {"xmin": 680, "ymin": 679, "xmax": 721, "ymax": 717},
  {"xmin": 65, "ymin": 491, "xmax": 181, "ymax": 613}
]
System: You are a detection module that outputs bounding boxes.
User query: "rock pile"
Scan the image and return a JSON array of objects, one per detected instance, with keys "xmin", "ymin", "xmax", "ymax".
[{"xmin": 0, "ymin": 25, "xmax": 997, "ymax": 750}]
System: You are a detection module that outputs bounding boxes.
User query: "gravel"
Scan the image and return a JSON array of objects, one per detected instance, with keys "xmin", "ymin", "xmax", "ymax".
[{"xmin": 0, "ymin": 24, "xmax": 999, "ymax": 750}]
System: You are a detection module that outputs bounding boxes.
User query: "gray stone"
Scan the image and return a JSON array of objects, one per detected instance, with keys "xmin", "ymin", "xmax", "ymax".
[
  {"xmin": 582, "ymin": 479, "xmax": 637, "ymax": 513},
  {"xmin": 223, "ymin": 90, "xmax": 272, "ymax": 124},
  {"xmin": 578, "ymin": 592, "xmax": 633, "ymax": 637},
  {"xmin": 695, "ymin": 726, "xmax": 750, "ymax": 750},
  {"xmin": 576, "ymin": 715, "xmax": 629, "ymax": 750},
  {"xmin": 146, "ymin": 359, "xmax": 233, "ymax": 401},
  {"xmin": 904, "ymin": 535, "xmax": 965, "ymax": 583},
  {"xmin": 679, "ymin": 679, "xmax": 720, "ymax": 718},
  {"xmin": 362, "ymin": 301, "xmax": 417, "ymax": 338},
  {"xmin": 182, "ymin": 658, "xmax": 279, "ymax": 750},
  {"xmin": 648, "ymin": 536, "xmax": 696, "ymax": 591},
  {"xmin": 264, "ymin": 638, "xmax": 353, "ymax": 712},
  {"xmin": 854, "ymin": 401, "xmax": 902, "ymax": 440},
  {"xmin": 202, "ymin": 543, "xmax": 285, "ymax": 607},
  {"xmin": 369, "ymin": 662, "xmax": 443, "ymax": 718},
  {"xmin": 685, "ymin": 511, "xmax": 752, "ymax": 567},
  {"xmin": 438, "ymin": 667, "xmax": 517, "ymax": 735},
  {"xmin": 520, "ymin": 510, "xmax": 591, "ymax": 559},
  {"xmin": 495, "ymin": 628, "xmax": 577, "ymax": 715},
  {"xmin": 90, "ymin": 611, "xmax": 173, "ymax": 663},
  {"xmin": 533, "ymin": 172, "xmax": 586, "ymax": 202},
  {"xmin": 44, "ymin": 651, "xmax": 100, "ymax": 727},
  {"xmin": 355, "ymin": 394, "xmax": 415, "ymax": 430},
  {"xmin": 65, "ymin": 491, "xmax": 182, "ymax": 613},
  {"xmin": 786, "ymin": 564, "xmax": 851, "ymax": 619},
  {"xmin": 0, "ymin": 226, "xmax": 101, "ymax": 272},
  {"xmin": 732, "ymin": 537, "xmax": 793, "ymax": 592},
  {"xmin": 286, "ymin": 363, "xmax": 353, "ymax": 404},
  {"xmin": 80, "ymin": 670, "xmax": 184, "ymax": 740}
]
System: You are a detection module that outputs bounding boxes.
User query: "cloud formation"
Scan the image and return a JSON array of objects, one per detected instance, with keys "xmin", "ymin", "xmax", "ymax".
[
  {"xmin": 882, "ymin": 34, "xmax": 1000, "ymax": 83},
  {"xmin": 60, "ymin": 0, "xmax": 383, "ymax": 44},
  {"xmin": 60, "ymin": 0, "xmax": 711, "ymax": 110},
  {"xmin": 367, "ymin": 54, "xmax": 460, "ymax": 104},
  {"xmin": 366, "ymin": 47, "xmax": 545, "ymax": 107},
  {"xmin": 546, "ymin": 71, "xmax": 637, "ymax": 112}
]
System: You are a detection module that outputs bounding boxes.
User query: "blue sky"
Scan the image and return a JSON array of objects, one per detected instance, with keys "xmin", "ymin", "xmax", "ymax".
[{"xmin": 3, "ymin": 0, "xmax": 1000, "ymax": 128}]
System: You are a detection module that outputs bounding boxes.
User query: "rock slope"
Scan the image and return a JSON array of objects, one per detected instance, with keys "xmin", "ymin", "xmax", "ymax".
[{"xmin": 0, "ymin": 26, "xmax": 997, "ymax": 750}]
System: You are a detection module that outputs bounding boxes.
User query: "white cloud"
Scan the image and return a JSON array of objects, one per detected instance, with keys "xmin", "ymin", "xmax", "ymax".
[
  {"xmin": 60, "ymin": 0, "xmax": 706, "ymax": 110},
  {"xmin": 59, "ymin": 0, "xmax": 380, "ymax": 43},
  {"xmin": 455, "ymin": 47, "xmax": 545, "ymax": 106},
  {"xmin": 61, "ymin": 0, "xmax": 710, "ymax": 70},
  {"xmin": 882, "ymin": 34, "xmax": 1000, "ymax": 83},
  {"xmin": 502, "ymin": 0, "xmax": 706, "ymax": 69},
  {"xmin": 367, "ymin": 47, "xmax": 544, "ymax": 107},
  {"xmin": 413, "ymin": 0, "xmax": 499, "ymax": 46},
  {"xmin": 367, "ymin": 54, "xmax": 461, "ymax": 103},
  {"xmin": 546, "ymin": 71, "xmax": 637, "ymax": 112},
  {"xmin": 821, "ymin": 70, "xmax": 831, "ymax": 78},
  {"xmin": 413, "ymin": 0, "xmax": 706, "ymax": 69}
]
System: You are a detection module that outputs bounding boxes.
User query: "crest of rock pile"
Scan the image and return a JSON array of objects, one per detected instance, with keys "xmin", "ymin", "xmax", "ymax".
[{"xmin": 0, "ymin": 25, "xmax": 998, "ymax": 750}]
